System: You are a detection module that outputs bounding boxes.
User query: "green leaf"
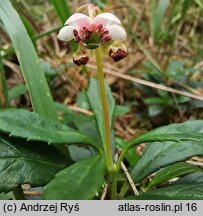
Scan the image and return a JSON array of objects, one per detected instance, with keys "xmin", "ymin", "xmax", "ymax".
[
  {"xmin": 150, "ymin": 0, "xmax": 170, "ymax": 44},
  {"xmin": 115, "ymin": 105, "xmax": 130, "ymax": 116},
  {"xmin": 20, "ymin": 15, "xmax": 36, "ymax": 39},
  {"xmin": 144, "ymin": 97, "xmax": 170, "ymax": 105},
  {"xmin": 147, "ymin": 162, "xmax": 203, "ymax": 190},
  {"xmin": 126, "ymin": 120, "xmax": 203, "ymax": 182},
  {"xmin": 77, "ymin": 92, "xmax": 127, "ymax": 116},
  {"xmin": 50, "ymin": 0, "xmax": 71, "ymax": 23},
  {"xmin": 91, "ymin": 0, "xmax": 106, "ymax": 9},
  {"xmin": 43, "ymin": 156, "xmax": 104, "ymax": 200},
  {"xmin": 8, "ymin": 84, "xmax": 27, "ymax": 101},
  {"xmin": 0, "ymin": 192, "xmax": 14, "ymax": 200},
  {"xmin": 116, "ymin": 138, "xmax": 140, "ymax": 166},
  {"xmin": 77, "ymin": 91, "xmax": 90, "ymax": 110},
  {"xmin": 0, "ymin": 133, "xmax": 69, "ymax": 192},
  {"xmin": 87, "ymin": 78, "xmax": 115, "ymax": 144},
  {"xmin": 0, "ymin": 0, "xmax": 57, "ymax": 120},
  {"xmin": 54, "ymin": 102, "xmax": 76, "ymax": 126},
  {"xmin": 148, "ymin": 105, "xmax": 163, "ymax": 116},
  {"xmin": 50, "ymin": 0, "xmax": 76, "ymax": 51},
  {"xmin": 128, "ymin": 183, "xmax": 203, "ymax": 200},
  {"xmin": 127, "ymin": 120, "xmax": 203, "ymax": 151},
  {"xmin": 68, "ymin": 145, "xmax": 92, "ymax": 162},
  {"xmin": 175, "ymin": 172, "xmax": 203, "ymax": 185},
  {"xmin": 74, "ymin": 114, "xmax": 103, "ymax": 150},
  {"xmin": 194, "ymin": 0, "xmax": 203, "ymax": 11},
  {"xmin": 0, "ymin": 109, "xmax": 100, "ymax": 151}
]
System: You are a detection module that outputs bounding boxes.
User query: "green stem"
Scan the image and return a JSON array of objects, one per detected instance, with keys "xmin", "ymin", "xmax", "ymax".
[
  {"xmin": 94, "ymin": 46, "xmax": 113, "ymax": 169},
  {"xmin": 109, "ymin": 171, "xmax": 118, "ymax": 199},
  {"xmin": 0, "ymin": 54, "xmax": 8, "ymax": 108},
  {"xmin": 118, "ymin": 180, "xmax": 129, "ymax": 199},
  {"xmin": 94, "ymin": 46, "xmax": 118, "ymax": 199},
  {"xmin": 32, "ymin": 25, "xmax": 62, "ymax": 41},
  {"xmin": 13, "ymin": 186, "xmax": 26, "ymax": 200}
]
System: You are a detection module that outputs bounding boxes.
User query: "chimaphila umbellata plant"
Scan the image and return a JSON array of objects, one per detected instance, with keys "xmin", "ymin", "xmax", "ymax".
[
  {"xmin": 0, "ymin": 2, "xmax": 203, "ymax": 200},
  {"xmin": 57, "ymin": 4, "xmax": 129, "ymax": 198}
]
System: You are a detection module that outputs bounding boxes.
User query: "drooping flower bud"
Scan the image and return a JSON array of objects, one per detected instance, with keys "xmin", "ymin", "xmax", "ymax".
[
  {"xmin": 108, "ymin": 41, "xmax": 128, "ymax": 62},
  {"xmin": 73, "ymin": 45, "xmax": 89, "ymax": 66}
]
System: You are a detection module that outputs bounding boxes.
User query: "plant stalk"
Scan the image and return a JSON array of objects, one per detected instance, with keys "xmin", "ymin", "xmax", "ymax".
[
  {"xmin": 0, "ymin": 55, "xmax": 8, "ymax": 108},
  {"xmin": 94, "ymin": 46, "xmax": 118, "ymax": 199},
  {"xmin": 94, "ymin": 46, "xmax": 113, "ymax": 169},
  {"xmin": 118, "ymin": 181, "xmax": 130, "ymax": 199}
]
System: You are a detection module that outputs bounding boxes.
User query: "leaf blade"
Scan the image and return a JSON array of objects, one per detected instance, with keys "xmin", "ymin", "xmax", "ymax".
[
  {"xmin": 0, "ymin": 0, "xmax": 57, "ymax": 120},
  {"xmin": 0, "ymin": 109, "xmax": 100, "ymax": 151},
  {"xmin": 147, "ymin": 162, "xmax": 203, "ymax": 190},
  {"xmin": 0, "ymin": 133, "xmax": 69, "ymax": 192},
  {"xmin": 126, "ymin": 120, "xmax": 203, "ymax": 183},
  {"xmin": 43, "ymin": 156, "xmax": 104, "ymax": 200},
  {"xmin": 128, "ymin": 183, "xmax": 203, "ymax": 200},
  {"xmin": 87, "ymin": 78, "xmax": 115, "ymax": 145}
]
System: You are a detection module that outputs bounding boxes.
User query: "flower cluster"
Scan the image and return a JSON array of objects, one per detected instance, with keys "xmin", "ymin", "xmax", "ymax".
[{"xmin": 58, "ymin": 12, "xmax": 128, "ymax": 66}]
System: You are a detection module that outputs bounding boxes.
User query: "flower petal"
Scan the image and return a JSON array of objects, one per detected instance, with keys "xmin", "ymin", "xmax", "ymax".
[
  {"xmin": 58, "ymin": 26, "xmax": 74, "ymax": 41},
  {"xmin": 106, "ymin": 25, "xmax": 126, "ymax": 41},
  {"xmin": 65, "ymin": 13, "xmax": 91, "ymax": 28},
  {"xmin": 93, "ymin": 12, "xmax": 121, "ymax": 26}
]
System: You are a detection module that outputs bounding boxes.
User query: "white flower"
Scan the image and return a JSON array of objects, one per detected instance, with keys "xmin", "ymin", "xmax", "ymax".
[{"xmin": 58, "ymin": 12, "xmax": 127, "ymax": 44}]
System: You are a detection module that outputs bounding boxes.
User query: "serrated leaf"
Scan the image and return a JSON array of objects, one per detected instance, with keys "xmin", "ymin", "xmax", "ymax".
[
  {"xmin": 126, "ymin": 120, "xmax": 203, "ymax": 183},
  {"xmin": 128, "ymin": 120, "xmax": 203, "ymax": 150},
  {"xmin": 0, "ymin": 133, "xmax": 69, "ymax": 192},
  {"xmin": 128, "ymin": 183, "xmax": 203, "ymax": 200},
  {"xmin": 0, "ymin": 109, "xmax": 100, "ymax": 151},
  {"xmin": 131, "ymin": 140, "xmax": 203, "ymax": 184},
  {"xmin": 147, "ymin": 162, "xmax": 203, "ymax": 190},
  {"xmin": 43, "ymin": 156, "xmax": 104, "ymax": 200}
]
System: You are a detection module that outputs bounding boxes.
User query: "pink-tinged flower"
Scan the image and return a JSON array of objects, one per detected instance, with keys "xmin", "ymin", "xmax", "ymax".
[
  {"xmin": 58, "ymin": 12, "xmax": 127, "ymax": 46},
  {"xmin": 58, "ymin": 12, "xmax": 128, "ymax": 65}
]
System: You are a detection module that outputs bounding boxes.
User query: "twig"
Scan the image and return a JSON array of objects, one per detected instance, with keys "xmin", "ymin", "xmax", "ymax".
[
  {"xmin": 68, "ymin": 105, "xmax": 93, "ymax": 115},
  {"xmin": 88, "ymin": 65, "xmax": 203, "ymax": 101},
  {"xmin": 23, "ymin": 191, "xmax": 42, "ymax": 196},
  {"xmin": 186, "ymin": 160, "xmax": 203, "ymax": 168},
  {"xmin": 100, "ymin": 184, "xmax": 108, "ymax": 200},
  {"xmin": 121, "ymin": 161, "xmax": 139, "ymax": 196}
]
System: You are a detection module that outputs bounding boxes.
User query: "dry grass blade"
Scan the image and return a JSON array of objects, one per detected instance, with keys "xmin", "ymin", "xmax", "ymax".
[
  {"xmin": 88, "ymin": 65, "xmax": 203, "ymax": 101},
  {"xmin": 121, "ymin": 161, "xmax": 139, "ymax": 196}
]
